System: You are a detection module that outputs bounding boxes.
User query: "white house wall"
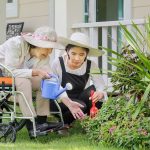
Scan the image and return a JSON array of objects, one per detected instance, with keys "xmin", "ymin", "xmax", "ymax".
[
  {"xmin": 6, "ymin": 0, "xmax": 49, "ymax": 32},
  {"xmin": 133, "ymin": 0, "xmax": 150, "ymax": 19},
  {"xmin": 55, "ymin": 0, "xmax": 84, "ymax": 37},
  {"xmin": 54, "ymin": 0, "xmax": 84, "ymax": 57},
  {"xmin": 55, "ymin": 0, "xmax": 67, "ymax": 36},
  {"xmin": 5, "ymin": 0, "xmax": 150, "ymax": 33},
  {"xmin": 67, "ymin": 0, "xmax": 84, "ymax": 35},
  {"xmin": 0, "ymin": 0, "xmax": 6, "ymax": 44},
  {"xmin": 6, "ymin": 0, "xmax": 84, "ymax": 36}
]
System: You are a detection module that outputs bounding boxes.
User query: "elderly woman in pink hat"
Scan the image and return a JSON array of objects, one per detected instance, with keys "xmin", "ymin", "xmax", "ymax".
[
  {"xmin": 0, "ymin": 27, "xmax": 85, "ymax": 137},
  {"xmin": 51, "ymin": 32, "xmax": 107, "ymax": 125}
]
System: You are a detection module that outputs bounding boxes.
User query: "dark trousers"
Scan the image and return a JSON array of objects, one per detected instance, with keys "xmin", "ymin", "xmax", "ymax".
[{"xmin": 50, "ymin": 85, "xmax": 103, "ymax": 124}]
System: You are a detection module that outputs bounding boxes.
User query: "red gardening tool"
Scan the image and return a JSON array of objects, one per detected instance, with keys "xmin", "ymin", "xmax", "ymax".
[{"xmin": 90, "ymin": 90, "xmax": 98, "ymax": 118}]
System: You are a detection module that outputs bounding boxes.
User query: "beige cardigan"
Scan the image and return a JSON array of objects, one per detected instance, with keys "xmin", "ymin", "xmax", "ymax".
[{"xmin": 0, "ymin": 36, "xmax": 50, "ymax": 78}]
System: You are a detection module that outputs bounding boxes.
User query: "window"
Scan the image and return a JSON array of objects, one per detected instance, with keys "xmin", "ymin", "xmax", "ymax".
[
  {"xmin": 6, "ymin": 0, "xmax": 18, "ymax": 18},
  {"xmin": 96, "ymin": 0, "xmax": 124, "ymax": 21},
  {"xmin": 7, "ymin": 0, "xmax": 13, "ymax": 3},
  {"xmin": 84, "ymin": 0, "xmax": 89, "ymax": 23}
]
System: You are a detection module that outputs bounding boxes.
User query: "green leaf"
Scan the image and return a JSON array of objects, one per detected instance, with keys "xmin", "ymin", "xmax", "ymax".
[
  {"xmin": 100, "ymin": 46, "xmax": 123, "ymax": 57},
  {"xmin": 132, "ymin": 83, "xmax": 150, "ymax": 119}
]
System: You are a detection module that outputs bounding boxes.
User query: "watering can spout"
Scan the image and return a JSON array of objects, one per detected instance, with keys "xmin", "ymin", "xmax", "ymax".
[
  {"xmin": 56, "ymin": 83, "xmax": 72, "ymax": 98},
  {"xmin": 56, "ymin": 87, "xmax": 67, "ymax": 98}
]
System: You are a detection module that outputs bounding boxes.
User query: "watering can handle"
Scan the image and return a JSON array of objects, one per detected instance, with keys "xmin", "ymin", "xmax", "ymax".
[
  {"xmin": 41, "ymin": 74, "xmax": 59, "ymax": 91},
  {"xmin": 41, "ymin": 74, "xmax": 55, "ymax": 90},
  {"xmin": 48, "ymin": 73, "xmax": 59, "ymax": 82},
  {"xmin": 41, "ymin": 80, "xmax": 44, "ymax": 90}
]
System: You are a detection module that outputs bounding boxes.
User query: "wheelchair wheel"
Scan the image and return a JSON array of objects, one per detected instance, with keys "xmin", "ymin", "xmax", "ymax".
[
  {"xmin": 0, "ymin": 123, "xmax": 16, "ymax": 143},
  {"xmin": 0, "ymin": 101, "xmax": 26, "ymax": 132}
]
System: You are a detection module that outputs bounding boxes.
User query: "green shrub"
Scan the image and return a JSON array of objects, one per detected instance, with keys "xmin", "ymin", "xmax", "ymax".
[
  {"xmin": 81, "ymin": 96, "xmax": 150, "ymax": 149},
  {"xmin": 81, "ymin": 18, "xmax": 150, "ymax": 150}
]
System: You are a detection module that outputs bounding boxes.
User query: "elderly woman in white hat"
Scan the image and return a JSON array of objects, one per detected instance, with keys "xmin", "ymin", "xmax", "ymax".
[
  {"xmin": 0, "ymin": 27, "xmax": 85, "ymax": 137},
  {"xmin": 51, "ymin": 32, "xmax": 107, "ymax": 125}
]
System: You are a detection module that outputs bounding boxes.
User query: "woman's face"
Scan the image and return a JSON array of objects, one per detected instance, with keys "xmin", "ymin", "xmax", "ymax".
[
  {"xmin": 32, "ymin": 47, "xmax": 52, "ymax": 59},
  {"xmin": 67, "ymin": 47, "xmax": 87, "ymax": 69}
]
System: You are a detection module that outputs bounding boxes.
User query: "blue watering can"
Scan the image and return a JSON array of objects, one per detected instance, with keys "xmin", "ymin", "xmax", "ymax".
[{"xmin": 41, "ymin": 74, "xmax": 72, "ymax": 99}]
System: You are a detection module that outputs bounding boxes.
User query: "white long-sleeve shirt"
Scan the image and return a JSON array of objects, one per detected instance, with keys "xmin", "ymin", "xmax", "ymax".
[
  {"xmin": 0, "ymin": 36, "xmax": 50, "ymax": 78},
  {"xmin": 51, "ymin": 54, "xmax": 107, "ymax": 101}
]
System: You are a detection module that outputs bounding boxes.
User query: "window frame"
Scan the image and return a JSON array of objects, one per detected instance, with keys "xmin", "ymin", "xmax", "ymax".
[{"xmin": 6, "ymin": 0, "xmax": 18, "ymax": 18}]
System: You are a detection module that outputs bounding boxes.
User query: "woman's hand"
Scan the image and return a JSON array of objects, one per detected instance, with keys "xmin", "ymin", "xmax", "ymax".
[
  {"xmin": 32, "ymin": 69, "xmax": 50, "ymax": 78},
  {"xmin": 62, "ymin": 98, "xmax": 85, "ymax": 120},
  {"xmin": 89, "ymin": 91, "xmax": 104, "ymax": 103},
  {"xmin": 68, "ymin": 101, "xmax": 85, "ymax": 120}
]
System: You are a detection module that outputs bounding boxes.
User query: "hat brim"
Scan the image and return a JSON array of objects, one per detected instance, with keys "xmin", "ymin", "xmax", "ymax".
[
  {"xmin": 58, "ymin": 36, "xmax": 104, "ymax": 56},
  {"xmin": 23, "ymin": 35, "xmax": 64, "ymax": 49}
]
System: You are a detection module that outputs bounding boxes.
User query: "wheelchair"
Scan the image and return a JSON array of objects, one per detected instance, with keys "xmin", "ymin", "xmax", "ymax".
[
  {"xmin": 0, "ymin": 63, "xmax": 37, "ymax": 142},
  {"xmin": 0, "ymin": 63, "xmax": 64, "ymax": 142}
]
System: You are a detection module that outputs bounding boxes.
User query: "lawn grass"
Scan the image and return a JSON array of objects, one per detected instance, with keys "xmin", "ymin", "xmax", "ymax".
[{"xmin": 0, "ymin": 122, "xmax": 125, "ymax": 150}]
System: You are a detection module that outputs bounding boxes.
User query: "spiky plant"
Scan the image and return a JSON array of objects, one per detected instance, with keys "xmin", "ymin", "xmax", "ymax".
[{"xmin": 81, "ymin": 18, "xmax": 150, "ymax": 150}]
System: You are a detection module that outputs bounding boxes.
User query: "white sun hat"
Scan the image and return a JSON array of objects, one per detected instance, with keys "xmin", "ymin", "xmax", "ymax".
[
  {"xmin": 22, "ymin": 26, "xmax": 64, "ymax": 49},
  {"xmin": 58, "ymin": 32, "xmax": 104, "ymax": 56}
]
